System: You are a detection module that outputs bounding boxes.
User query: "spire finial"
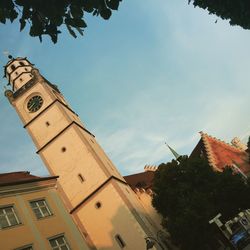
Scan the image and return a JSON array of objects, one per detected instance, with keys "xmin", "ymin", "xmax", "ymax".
[{"xmin": 165, "ymin": 142, "xmax": 181, "ymax": 161}]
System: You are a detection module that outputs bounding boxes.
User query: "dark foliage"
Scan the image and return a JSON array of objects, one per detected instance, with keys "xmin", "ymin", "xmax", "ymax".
[
  {"xmin": 247, "ymin": 136, "xmax": 250, "ymax": 162},
  {"xmin": 189, "ymin": 0, "xmax": 250, "ymax": 30},
  {"xmin": 152, "ymin": 156, "xmax": 250, "ymax": 250},
  {"xmin": 0, "ymin": 0, "xmax": 122, "ymax": 43}
]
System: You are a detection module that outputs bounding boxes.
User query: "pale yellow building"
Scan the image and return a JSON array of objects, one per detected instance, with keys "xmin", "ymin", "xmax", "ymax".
[
  {"xmin": 3, "ymin": 56, "xmax": 167, "ymax": 250},
  {"xmin": 124, "ymin": 166, "xmax": 178, "ymax": 250},
  {"xmin": 0, "ymin": 171, "xmax": 90, "ymax": 250},
  {"xmin": 124, "ymin": 166, "xmax": 163, "ymax": 232}
]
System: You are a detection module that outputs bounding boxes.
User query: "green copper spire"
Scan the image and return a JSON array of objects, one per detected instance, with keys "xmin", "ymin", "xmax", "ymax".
[{"xmin": 165, "ymin": 143, "xmax": 181, "ymax": 161}]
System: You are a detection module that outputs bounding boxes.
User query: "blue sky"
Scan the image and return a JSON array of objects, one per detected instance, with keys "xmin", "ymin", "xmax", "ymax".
[{"xmin": 0, "ymin": 1, "xmax": 250, "ymax": 176}]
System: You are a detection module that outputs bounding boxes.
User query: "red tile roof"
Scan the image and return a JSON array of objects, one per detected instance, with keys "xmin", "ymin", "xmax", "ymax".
[
  {"xmin": 124, "ymin": 171, "xmax": 155, "ymax": 190},
  {"xmin": 199, "ymin": 132, "xmax": 250, "ymax": 174},
  {"xmin": 0, "ymin": 171, "xmax": 58, "ymax": 187}
]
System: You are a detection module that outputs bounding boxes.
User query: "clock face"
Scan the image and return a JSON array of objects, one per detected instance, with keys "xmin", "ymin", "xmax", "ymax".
[{"xmin": 27, "ymin": 95, "xmax": 43, "ymax": 112}]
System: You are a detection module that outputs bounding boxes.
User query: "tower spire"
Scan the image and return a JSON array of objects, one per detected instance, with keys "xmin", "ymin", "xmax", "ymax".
[{"xmin": 165, "ymin": 142, "xmax": 181, "ymax": 161}]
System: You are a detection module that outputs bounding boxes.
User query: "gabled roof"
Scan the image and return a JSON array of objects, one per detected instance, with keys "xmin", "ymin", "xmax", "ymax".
[
  {"xmin": 193, "ymin": 132, "xmax": 250, "ymax": 174},
  {"xmin": 0, "ymin": 171, "xmax": 58, "ymax": 187},
  {"xmin": 123, "ymin": 171, "xmax": 155, "ymax": 190}
]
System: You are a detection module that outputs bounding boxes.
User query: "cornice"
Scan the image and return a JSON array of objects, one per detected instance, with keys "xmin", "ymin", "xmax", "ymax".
[{"xmin": 0, "ymin": 179, "xmax": 57, "ymax": 198}]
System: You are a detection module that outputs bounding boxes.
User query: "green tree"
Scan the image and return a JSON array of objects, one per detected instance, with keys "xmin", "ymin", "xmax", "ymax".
[
  {"xmin": 0, "ymin": 0, "xmax": 122, "ymax": 43},
  {"xmin": 189, "ymin": 0, "xmax": 250, "ymax": 30},
  {"xmin": 152, "ymin": 156, "xmax": 250, "ymax": 250}
]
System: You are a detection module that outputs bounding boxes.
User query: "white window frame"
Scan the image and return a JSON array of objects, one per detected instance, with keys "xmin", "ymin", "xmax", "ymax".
[
  {"xmin": 14, "ymin": 244, "xmax": 33, "ymax": 250},
  {"xmin": 0, "ymin": 205, "xmax": 20, "ymax": 229},
  {"xmin": 30, "ymin": 199, "xmax": 52, "ymax": 219},
  {"xmin": 49, "ymin": 234, "xmax": 71, "ymax": 250}
]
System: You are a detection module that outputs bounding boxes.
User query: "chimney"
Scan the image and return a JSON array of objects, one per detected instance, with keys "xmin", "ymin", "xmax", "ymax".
[{"xmin": 231, "ymin": 137, "xmax": 247, "ymax": 151}]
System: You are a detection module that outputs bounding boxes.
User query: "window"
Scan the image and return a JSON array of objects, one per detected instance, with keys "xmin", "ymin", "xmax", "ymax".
[
  {"xmin": 11, "ymin": 64, "xmax": 15, "ymax": 71},
  {"xmin": 49, "ymin": 235, "xmax": 71, "ymax": 250},
  {"xmin": 115, "ymin": 234, "xmax": 126, "ymax": 248},
  {"xmin": 78, "ymin": 174, "xmax": 85, "ymax": 183},
  {"xmin": 61, "ymin": 147, "xmax": 66, "ymax": 152},
  {"xmin": 20, "ymin": 78, "xmax": 23, "ymax": 82},
  {"xmin": 95, "ymin": 202, "xmax": 102, "ymax": 209},
  {"xmin": 14, "ymin": 244, "xmax": 33, "ymax": 250},
  {"xmin": 15, "ymin": 72, "xmax": 18, "ymax": 75},
  {"xmin": 30, "ymin": 199, "xmax": 52, "ymax": 219},
  {"xmin": 19, "ymin": 61, "xmax": 25, "ymax": 66},
  {"xmin": 0, "ymin": 206, "xmax": 20, "ymax": 229}
]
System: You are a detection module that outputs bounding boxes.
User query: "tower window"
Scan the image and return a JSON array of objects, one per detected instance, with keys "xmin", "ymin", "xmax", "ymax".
[
  {"xmin": 25, "ymin": 68, "xmax": 28, "ymax": 71},
  {"xmin": 11, "ymin": 65, "xmax": 15, "ymax": 71},
  {"xmin": 19, "ymin": 61, "xmax": 25, "ymax": 66},
  {"xmin": 78, "ymin": 174, "xmax": 85, "ymax": 183},
  {"xmin": 15, "ymin": 72, "xmax": 18, "ymax": 76},
  {"xmin": 45, "ymin": 121, "xmax": 50, "ymax": 127},
  {"xmin": 95, "ymin": 202, "xmax": 102, "ymax": 209},
  {"xmin": 20, "ymin": 78, "xmax": 23, "ymax": 82},
  {"xmin": 61, "ymin": 147, "xmax": 67, "ymax": 152},
  {"xmin": 115, "ymin": 234, "xmax": 126, "ymax": 248}
]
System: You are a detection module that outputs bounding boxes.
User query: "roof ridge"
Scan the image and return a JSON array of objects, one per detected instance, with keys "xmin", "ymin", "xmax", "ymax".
[
  {"xmin": 0, "ymin": 171, "xmax": 30, "ymax": 176},
  {"xmin": 199, "ymin": 131, "xmax": 244, "ymax": 152},
  {"xmin": 199, "ymin": 131, "xmax": 220, "ymax": 171}
]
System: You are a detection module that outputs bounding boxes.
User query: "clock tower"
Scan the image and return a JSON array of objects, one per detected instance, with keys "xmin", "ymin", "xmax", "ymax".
[{"xmin": 4, "ymin": 57, "xmax": 161, "ymax": 250}]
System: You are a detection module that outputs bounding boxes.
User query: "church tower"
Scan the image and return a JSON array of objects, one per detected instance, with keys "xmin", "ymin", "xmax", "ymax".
[{"xmin": 4, "ymin": 57, "xmax": 161, "ymax": 250}]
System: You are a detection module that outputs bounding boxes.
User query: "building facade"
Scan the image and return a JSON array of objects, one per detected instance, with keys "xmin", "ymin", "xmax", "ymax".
[
  {"xmin": 0, "ymin": 171, "xmax": 90, "ymax": 250},
  {"xmin": 3, "ymin": 57, "xmax": 164, "ymax": 250}
]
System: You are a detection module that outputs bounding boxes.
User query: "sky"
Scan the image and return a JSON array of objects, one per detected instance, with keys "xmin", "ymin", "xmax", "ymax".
[{"xmin": 0, "ymin": 1, "xmax": 250, "ymax": 176}]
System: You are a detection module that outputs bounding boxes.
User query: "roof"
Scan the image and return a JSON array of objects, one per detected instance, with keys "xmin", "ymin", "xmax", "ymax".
[
  {"xmin": 124, "ymin": 171, "xmax": 155, "ymax": 190},
  {"xmin": 0, "ymin": 171, "xmax": 58, "ymax": 187},
  {"xmin": 193, "ymin": 132, "xmax": 250, "ymax": 174}
]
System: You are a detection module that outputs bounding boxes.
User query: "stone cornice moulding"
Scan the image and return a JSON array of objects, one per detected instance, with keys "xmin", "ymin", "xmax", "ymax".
[{"xmin": 0, "ymin": 179, "xmax": 57, "ymax": 198}]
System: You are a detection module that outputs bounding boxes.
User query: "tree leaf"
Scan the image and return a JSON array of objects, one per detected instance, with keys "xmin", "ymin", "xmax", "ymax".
[
  {"xmin": 100, "ymin": 8, "xmax": 112, "ymax": 20},
  {"xmin": 66, "ymin": 24, "xmax": 77, "ymax": 38},
  {"xmin": 19, "ymin": 18, "xmax": 26, "ymax": 31},
  {"xmin": 106, "ymin": 0, "xmax": 120, "ymax": 10},
  {"xmin": 76, "ymin": 27, "xmax": 84, "ymax": 36},
  {"xmin": 50, "ymin": 33, "xmax": 58, "ymax": 44}
]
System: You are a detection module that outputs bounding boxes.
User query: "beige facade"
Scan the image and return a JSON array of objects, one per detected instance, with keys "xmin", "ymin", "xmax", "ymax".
[
  {"xmin": 124, "ymin": 168, "xmax": 175, "ymax": 248},
  {"xmin": 4, "ymin": 57, "xmax": 165, "ymax": 250},
  {"xmin": 134, "ymin": 188, "xmax": 163, "ymax": 232},
  {"xmin": 0, "ymin": 172, "xmax": 90, "ymax": 250}
]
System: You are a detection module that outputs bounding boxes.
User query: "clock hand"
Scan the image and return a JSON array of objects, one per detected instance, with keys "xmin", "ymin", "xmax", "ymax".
[{"xmin": 29, "ymin": 102, "xmax": 36, "ymax": 110}]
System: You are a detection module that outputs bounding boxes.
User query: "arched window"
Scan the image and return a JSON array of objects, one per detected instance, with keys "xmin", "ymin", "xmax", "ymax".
[{"xmin": 11, "ymin": 64, "xmax": 15, "ymax": 71}]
